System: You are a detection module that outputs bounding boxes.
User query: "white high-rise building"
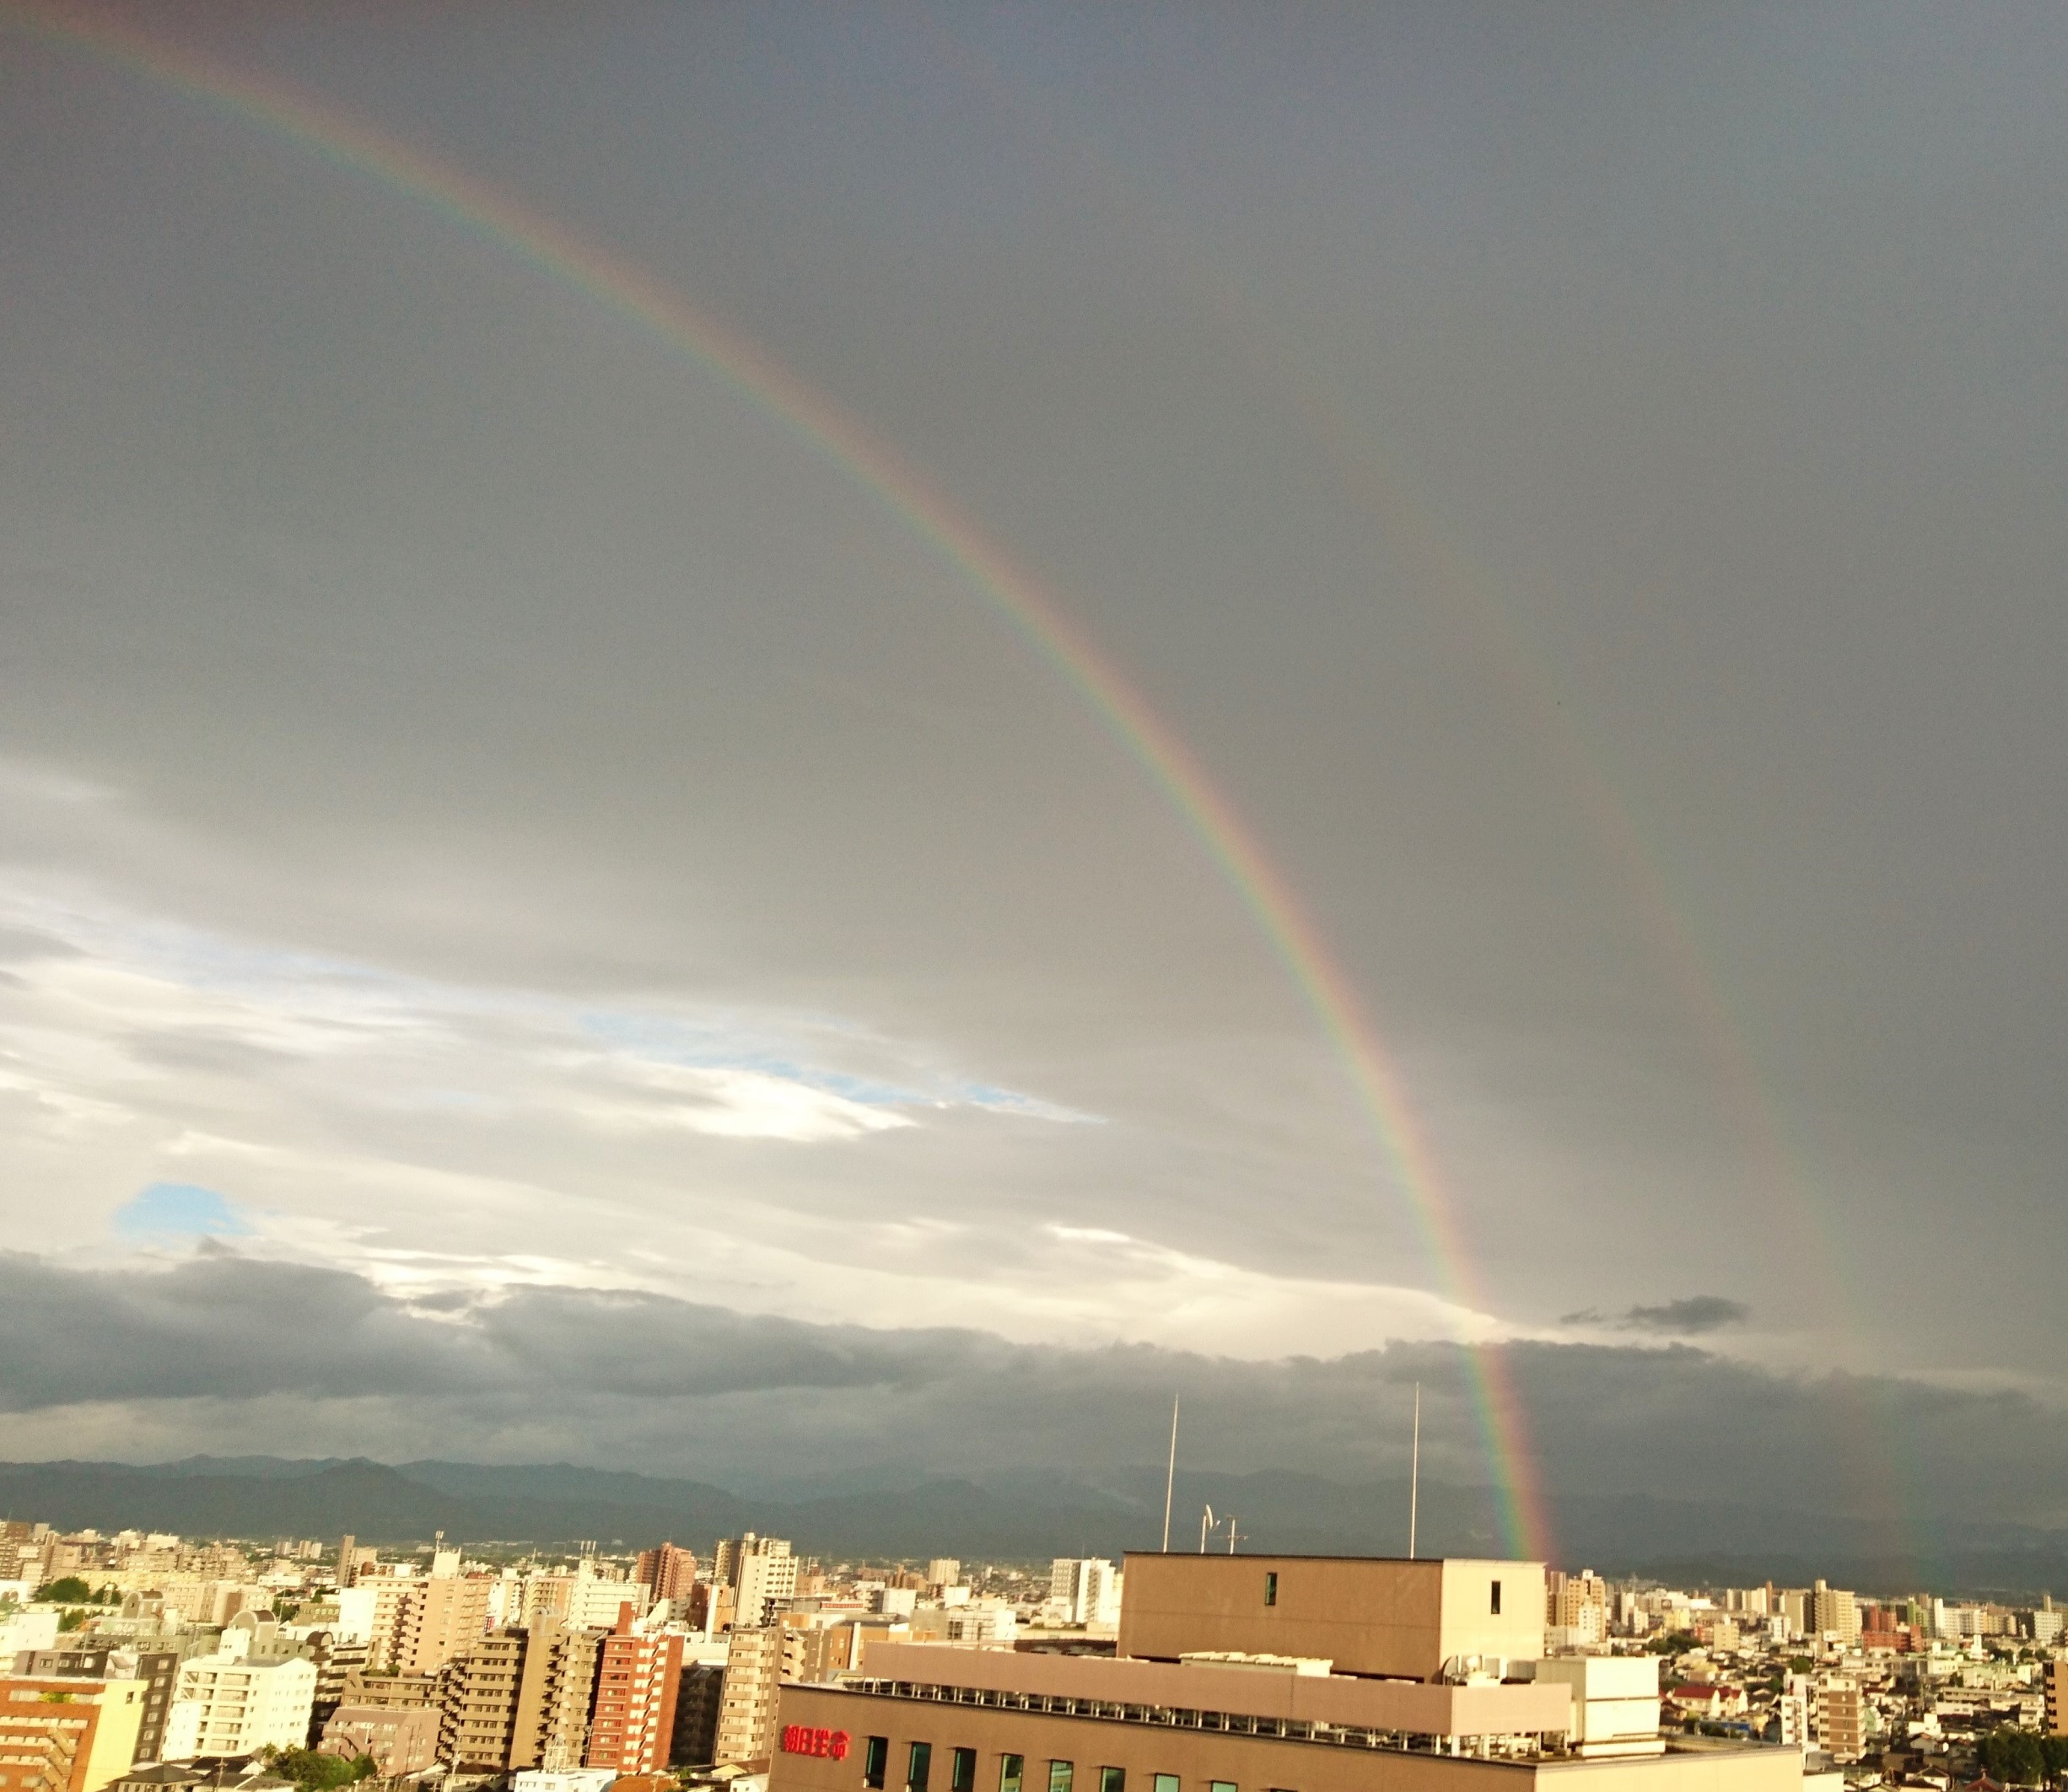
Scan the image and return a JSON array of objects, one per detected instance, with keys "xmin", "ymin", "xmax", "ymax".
[
  {"xmin": 717, "ymin": 1535, "xmax": 797, "ymax": 1629},
  {"xmin": 162, "ymin": 1654, "xmax": 316, "ymax": 1759},
  {"xmin": 1048, "ymin": 1558, "xmax": 1119, "ymax": 1627}
]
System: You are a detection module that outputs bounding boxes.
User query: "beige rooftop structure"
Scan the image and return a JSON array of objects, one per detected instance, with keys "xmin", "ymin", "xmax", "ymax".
[{"xmin": 1118, "ymin": 1554, "xmax": 1548, "ymax": 1682}]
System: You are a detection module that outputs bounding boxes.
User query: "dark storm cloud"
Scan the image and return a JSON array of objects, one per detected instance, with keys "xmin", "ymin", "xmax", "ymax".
[
  {"xmin": 1560, "ymin": 1296, "xmax": 1749, "ymax": 1334},
  {"xmin": 1623, "ymin": 1296, "xmax": 1749, "ymax": 1333},
  {"xmin": 0, "ymin": 1252, "xmax": 981, "ymax": 1409},
  {"xmin": 8, "ymin": 1254, "xmax": 2068, "ymax": 1532}
]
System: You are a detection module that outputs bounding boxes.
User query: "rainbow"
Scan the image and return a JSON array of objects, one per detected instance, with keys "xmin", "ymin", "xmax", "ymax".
[
  {"xmin": 913, "ymin": 30, "xmax": 1931, "ymax": 1572},
  {"xmin": 12, "ymin": 3, "xmax": 1553, "ymax": 1559}
]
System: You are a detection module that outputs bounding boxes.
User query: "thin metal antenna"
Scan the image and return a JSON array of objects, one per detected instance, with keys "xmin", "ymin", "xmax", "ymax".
[
  {"xmin": 1161, "ymin": 1394, "xmax": 1181, "ymax": 1553},
  {"xmin": 1199, "ymin": 1504, "xmax": 1214, "ymax": 1553},
  {"xmin": 1225, "ymin": 1515, "xmax": 1243, "ymax": 1554},
  {"xmin": 1408, "ymin": 1382, "xmax": 1421, "ymax": 1561}
]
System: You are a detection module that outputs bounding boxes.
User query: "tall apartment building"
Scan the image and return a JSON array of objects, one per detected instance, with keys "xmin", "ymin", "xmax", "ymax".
[
  {"xmin": 584, "ymin": 1612, "xmax": 684, "ymax": 1777},
  {"xmin": 714, "ymin": 1625, "xmax": 804, "ymax": 1766},
  {"xmin": 716, "ymin": 1536, "xmax": 797, "ymax": 1631},
  {"xmin": 0, "ymin": 1676, "xmax": 148, "ymax": 1792},
  {"xmin": 1547, "ymin": 1569, "xmax": 1611, "ymax": 1643},
  {"xmin": 15, "ymin": 1654, "xmax": 180, "ymax": 1769},
  {"xmin": 672, "ymin": 1665, "xmax": 725, "ymax": 1768},
  {"xmin": 394, "ymin": 1571, "xmax": 495, "ymax": 1676},
  {"xmin": 2044, "ymin": 1659, "xmax": 2068, "ymax": 1737},
  {"xmin": 1809, "ymin": 1582, "xmax": 1860, "ymax": 1647},
  {"xmin": 306, "ymin": 1633, "xmax": 369, "ymax": 1747},
  {"xmin": 0, "ymin": 1522, "xmax": 45, "ymax": 1588},
  {"xmin": 1776, "ymin": 1686, "xmax": 1807, "ymax": 1750},
  {"xmin": 565, "ymin": 1579, "xmax": 649, "ymax": 1634},
  {"xmin": 361, "ymin": 1574, "xmax": 423, "ymax": 1672},
  {"xmin": 1809, "ymin": 1676, "xmax": 1865, "ymax": 1761},
  {"xmin": 1047, "ymin": 1558, "xmax": 1118, "ymax": 1627},
  {"xmin": 636, "ymin": 1544, "xmax": 698, "ymax": 1607},
  {"xmin": 427, "ymin": 1621, "xmax": 606, "ymax": 1777},
  {"xmin": 161, "ymin": 1655, "xmax": 315, "ymax": 1760},
  {"xmin": 511, "ymin": 1621, "xmax": 606, "ymax": 1773},
  {"xmin": 439, "ymin": 1632, "xmax": 530, "ymax": 1773}
]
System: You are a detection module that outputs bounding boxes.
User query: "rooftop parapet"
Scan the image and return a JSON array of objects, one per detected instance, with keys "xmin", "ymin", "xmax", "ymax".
[{"xmin": 858, "ymin": 1642, "xmax": 1574, "ymax": 1743}]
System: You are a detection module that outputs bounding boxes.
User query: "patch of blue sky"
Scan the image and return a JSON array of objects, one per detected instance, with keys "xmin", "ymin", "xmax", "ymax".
[
  {"xmin": 952, "ymin": 1083, "xmax": 1100, "ymax": 1123},
  {"xmin": 113, "ymin": 1182, "xmax": 255, "ymax": 1239},
  {"xmin": 576, "ymin": 1010, "xmax": 1092, "ymax": 1120}
]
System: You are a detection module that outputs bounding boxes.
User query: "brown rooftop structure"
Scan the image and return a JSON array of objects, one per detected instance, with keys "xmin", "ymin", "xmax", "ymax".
[{"xmin": 1116, "ymin": 1555, "xmax": 1548, "ymax": 1682}]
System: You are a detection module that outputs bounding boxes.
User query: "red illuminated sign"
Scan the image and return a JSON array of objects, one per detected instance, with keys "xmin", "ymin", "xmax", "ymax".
[{"xmin": 781, "ymin": 1727, "xmax": 851, "ymax": 1761}]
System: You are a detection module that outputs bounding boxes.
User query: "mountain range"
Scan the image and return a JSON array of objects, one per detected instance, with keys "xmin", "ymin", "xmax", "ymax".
[{"xmin": 6, "ymin": 1456, "xmax": 2066, "ymax": 1598}]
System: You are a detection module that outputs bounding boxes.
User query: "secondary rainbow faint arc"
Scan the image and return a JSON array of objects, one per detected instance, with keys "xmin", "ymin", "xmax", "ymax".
[{"xmin": 16, "ymin": 3, "xmax": 1553, "ymax": 1561}]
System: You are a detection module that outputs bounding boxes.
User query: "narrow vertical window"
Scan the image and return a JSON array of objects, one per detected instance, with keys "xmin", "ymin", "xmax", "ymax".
[
  {"xmin": 1101, "ymin": 1772, "xmax": 1125, "ymax": 1792},
  {"xmin": 1049, "ymin": 1762, "xmax": 1074, "ymax": 1792},
  {"xmin": 1490, "ymin": 1581, "xmax": 1502, "ymax": 1616},
  {"xmin": 1263, "ymin": 1573, "xmax": 1278, "ymax": 1607},
  {"xmin": 910, "ymin": 1744, "xmax": 934, "ymax": 1792},
  {"xmin": 953, "ymin": 1750, "xmax": 977, "ymax": 1792},
  {"xmin": 1001, "ymin": 1758, "xmax": 1025, "ymax": 1792},
  {"xmin": 1154, "ymin": 1778, "xmax": 1180, "ymax": 1792}
]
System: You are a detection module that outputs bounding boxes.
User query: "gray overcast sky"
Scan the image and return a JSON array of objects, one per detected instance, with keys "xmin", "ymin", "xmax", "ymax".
[{"xmin": 3, "ymin": 3, "xmax": 2066, "ymax": 1489}]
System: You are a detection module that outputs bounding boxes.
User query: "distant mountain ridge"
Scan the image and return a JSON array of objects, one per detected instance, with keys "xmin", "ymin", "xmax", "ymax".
[{"xmin": 5, "ymin": 1456, "xmax": 2066, "ymax": 1596}]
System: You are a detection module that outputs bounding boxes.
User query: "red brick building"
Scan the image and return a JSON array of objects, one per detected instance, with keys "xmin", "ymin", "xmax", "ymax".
[
  {"xmin": 635, "ymin": 1543, "xmax": 698, "ymax": 1606},
  {"xmin": 584, "ymin": 1611, "xmax": 683, "ymax": 1775}
]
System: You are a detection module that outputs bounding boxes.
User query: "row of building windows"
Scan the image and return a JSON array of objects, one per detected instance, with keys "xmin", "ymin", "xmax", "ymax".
[{"xmin": 860, "ymin": 1738, "xmax": 1281, "ymax": 1792}]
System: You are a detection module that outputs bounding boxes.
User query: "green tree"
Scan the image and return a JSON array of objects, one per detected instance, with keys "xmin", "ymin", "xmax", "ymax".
[
  {"xmin": 1979, "ymin": 1727, "xmax": 2045, "ymax": 1786},
  {"xmin": 39, "ymin": 1577, "xmax": 92, "ymax": 1605},
  {"xmin": 2040, "ymin": 1736, "xmax": 2068, "ymax": 1782},
  {"xmin": 56, "ymin": 1610, "xmax": 86, "ymax": 1633},
  {"xmin": 261, "ymin": 1749, "xmax": 375, "ymax": 1790}
]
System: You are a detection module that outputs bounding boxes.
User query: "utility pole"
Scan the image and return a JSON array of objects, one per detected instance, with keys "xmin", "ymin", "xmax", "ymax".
[
  {"xmin": 1408, "ymin": 1382, "xmax": 1421, "ymax": 1560},
  {"xmin": 1161, "ymin": 1395, "xmax": 1181, "ymax": 1553}
]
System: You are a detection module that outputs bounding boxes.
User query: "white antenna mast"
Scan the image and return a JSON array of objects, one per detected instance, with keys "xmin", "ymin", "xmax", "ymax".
[
  {"xmin": 1408, "ymin": 1381, "xmax": 1421, "ymax": 1560},
  {"xmin": 1198, "ymin": 1504, "xmax": 1214, "ymax": 1553},
  {"xmin": 1161, "ymin": 1394, "xmax": 1181, "ymax": 1553}
]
